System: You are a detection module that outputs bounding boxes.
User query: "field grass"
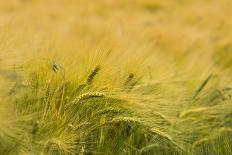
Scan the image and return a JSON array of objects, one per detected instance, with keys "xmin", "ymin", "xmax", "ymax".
[{"xmin": 0, "ymin": 0, "xmax": 231, "ymax": 154}]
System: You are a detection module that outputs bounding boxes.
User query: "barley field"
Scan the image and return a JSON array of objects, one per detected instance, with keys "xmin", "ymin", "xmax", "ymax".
[{"xmin": 0, "ymin": 0, "xmax": 231, "ymax": 154}]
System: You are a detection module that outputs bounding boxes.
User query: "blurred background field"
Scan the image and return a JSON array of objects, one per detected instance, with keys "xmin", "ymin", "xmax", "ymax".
[
  {"xmin": 0, "ymin": 0, "xmax": 231, "ymax": 69},
  {"xmin": 0, "ymin": 0, "xmax": 231, "ymax": 154}
]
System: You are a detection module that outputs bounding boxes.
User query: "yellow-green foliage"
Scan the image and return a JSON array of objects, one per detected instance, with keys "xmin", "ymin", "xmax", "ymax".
[{"xmin": 0, "ymin": 0, "xmax": 231, "ymax": 154}]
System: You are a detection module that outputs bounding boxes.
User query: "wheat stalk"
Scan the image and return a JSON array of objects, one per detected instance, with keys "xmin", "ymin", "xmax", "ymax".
[
  {"xmin": 72, "ymin": 92, "xmax": 105, "ymax": 104},
  {"xmin": 87, "ymin": 65, "xmax": 101, "ymax": 85}
]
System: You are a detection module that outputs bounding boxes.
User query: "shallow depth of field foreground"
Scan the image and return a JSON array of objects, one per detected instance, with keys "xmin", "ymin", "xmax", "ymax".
[{"xmin": 0, "ymin": 0, "xmax": 231, "ymax": 154}]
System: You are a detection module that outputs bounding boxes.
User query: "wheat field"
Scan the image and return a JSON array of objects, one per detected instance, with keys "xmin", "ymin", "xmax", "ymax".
[{"xmin": 0, "ymin": 0, "xmax": 231, "ymax": 154}]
